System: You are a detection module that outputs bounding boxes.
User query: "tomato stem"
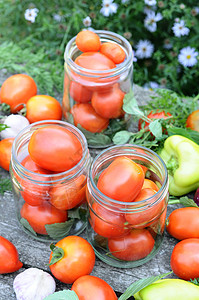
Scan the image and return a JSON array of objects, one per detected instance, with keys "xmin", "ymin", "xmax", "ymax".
[{"xmin": 48, "ymin": 243, "xmax": 65, "ymax": 266}]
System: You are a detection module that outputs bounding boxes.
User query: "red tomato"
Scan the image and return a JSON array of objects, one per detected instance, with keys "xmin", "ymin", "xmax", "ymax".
[
  {"xmin": 170, "ymin": 238, "xmax": 199, "ymax": 280},
  {"xmin": 0, "ymin": 236, "xmax": 23, "ymax": 274},
  {"xmin": 89, "ymin": 202, "xmax": 128, "ymax": 238},
  {"xmin": 21, "ymin": 154, "xmax": 52, "ymax": 174},
  {"xmin": 91, "ymin": 84, "xmax": 125, "ymax": 119},
  {"xmin": 166, "ymin": 207, "xmax": 199, "ymax": 240},
  {"xmin": 70, "ymin": 81, "xmax": 92, "ymax": 103},
  {"xmin": 0, "ymin": 74, "xmax": 37, "ymax": 113},
  {"xmin": 142, "ymin": 179, "xmax": 159, "ymax": 192},
  {"xmin": 97, "ymin": 157, "xmax": 145, "ymax": 202},
  {"xmin": 20, "ymin": 202, "xmax": 67, "ymax": 235},
  {"xmin": 49, "ymin": 236, "xmax": 95, "ymax": 284},
  {"xmin": 26, "ymin": 95, "xmax": 62, "ymax": 123},
  {"xmin": 28, "ymin": 125, "xmax": 83, "ymax": 172},
  {"xmin": 100, "ymin": 42, "xmax": 126, "ymax": 64},
  {"xmin": 50, "ymin": 174, "xmax": 87, "ymax": 210},
  {"xmin": 138, "ymin": 110, "xmax": 172, "ymax": 133},
  {"xmin": 71, "ymin": 103, "xmax": 109, "ymax": 133},
  {"xmin": 0, "ymin": 138, "xmax": 14, "ymax": 171},
  {"xmin": 72, "ymin": 275, "xmax": 118, "ymax": 300},
  {"xmin": 125, "ymin": 188, "xmax": 164, "ymax": 227},
  {"xmin": 75, "ymin": 52, "xmax": 116, "ymax": 71},
  {"xmin": 186, "ymin": 109, "xmax": 199, "ymax": 132},
  {"xmin": 76, "ymin": 30, "xmax": 101, "ymax": 52},
  {"xmin": 108, "ymin": 229, "xmax": 155, "ymax": 261}
]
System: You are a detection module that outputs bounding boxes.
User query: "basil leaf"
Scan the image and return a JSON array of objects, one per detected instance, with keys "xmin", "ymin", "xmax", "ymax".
[
  {"xmin": 149, "ymin": 119, "xmax": 162, "ymax": 139},
  {"xmin": 44, "ymin": 290, "xmax": 79, "ymax": 300},
  {"xmin": 123, "ymin": 91, "xmax": 144, "ymax": 117},
  {"xmin": 20, "ymin": 218, "xmax": 37, "ymax": 236},
  {"xmin": 118, "ymin": 271, "xmax": 172, "ymax": 300},
  {"xmin": 45, "ymin": 219, "xmax": 74, "ymax": 239},
  {"xmin": 113, "ymin": 131, "xmax": 132, "ymax": 144}
]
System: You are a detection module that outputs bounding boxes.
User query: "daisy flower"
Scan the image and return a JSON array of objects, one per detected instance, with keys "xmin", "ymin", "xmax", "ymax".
[
  {"xmin": 24, "ymin": 8, "xmax": 39, "ymax": 23},
  {"xmin": 144, "ymin": 0, "xmax": 156, "ymax": 6},
  {"xmin": 83, "ymin": 16, "xmax": 92, "ymax": 27},
  {"xmin": 135, "ymin": 40, "xmax": 154, "ymax": 59},
  {"xmin": 144, "ymin": 11, "xmax": 162, "ymax": 32},
  {"xmin": 163, "ymin": 39, "xmax": 173, "ymax": 49},
  {"xmin": 143, "ymin": 5, "xmax": 156, "ymax": 15},
  {"xmin": 172, "ymin": 20, "xmax": 190, "ymax": 37},
  {"xmin": 100, "ymin": 0, "xmax": 118, "ymax": 17},
  {"xmin": 178, "ymin": 46, "xmax": 198, "ymax": 67},
  {"xmin": 53, "ymin": 14, "xmax": 62, "ymax": 22}
]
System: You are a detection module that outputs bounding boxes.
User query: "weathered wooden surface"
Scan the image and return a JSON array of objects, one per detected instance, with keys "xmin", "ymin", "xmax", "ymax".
[{"xmin": 0, "ymin": 72, "xmax": 179, "ymax": 299}]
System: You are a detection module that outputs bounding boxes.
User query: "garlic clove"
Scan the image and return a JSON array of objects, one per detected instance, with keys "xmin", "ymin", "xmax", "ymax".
[
  {"xmin": 13, "ymin": 267, "xmax": 56, "ymax": 300},
  {"xmin": 1, "ymin": 114, "xmax": 30, "ymax": 140}
]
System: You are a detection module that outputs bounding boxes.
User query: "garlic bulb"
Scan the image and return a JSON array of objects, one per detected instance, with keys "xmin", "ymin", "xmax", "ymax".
[
  {"xmin": 13, "ymin": 268, "xmax": 56, "ymax": 300},
  {"xmin": 0, "ymin": 114, "xmax": 30, "ymax": 140}
]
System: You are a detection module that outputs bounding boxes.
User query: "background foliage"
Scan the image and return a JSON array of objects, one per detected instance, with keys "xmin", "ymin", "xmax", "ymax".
[{"xmin": 0, "ymin": 0, "xmax": 199, "ymax": 96}]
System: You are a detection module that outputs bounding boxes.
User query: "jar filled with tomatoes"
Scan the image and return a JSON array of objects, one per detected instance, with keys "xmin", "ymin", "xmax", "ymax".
[
  {"xmin": 10, "ymin": 120, "xmax": 91, "ymax": 241},
  {"xmin": 63, "ymin": 30, "xmax": 134, "ymax": 148},
  {"xmin": 86, "ymin": 144, "xmax": 169, "ymax": 268}
]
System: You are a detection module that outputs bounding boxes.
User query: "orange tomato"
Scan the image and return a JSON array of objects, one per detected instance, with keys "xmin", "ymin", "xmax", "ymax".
[
  {"xmin": 71, "ymin": 103, "xmax": 109, "ymax": 133},
  {"xmin": 26, "ymin": 95, "xmax": 62, "ymax": 123},
  {"xmin": 186, "ymin": 109, "xmax": 199, "ymax": 132},
  {"xmin": 91, "ymin": 84, "xmax": 125, "ymax": 119},
  {"xmin": 142, "ymin": 179, "xmax": 159, "ymax": 192},
  {"xmin": 75, "ymin": 52, "xmax": 116, "ymax": 71},
  {"xmin": 76, "ymin": 30, "xmax": 101, "ymax": 52},
  {"xmin": 100, "ymin": 42, "xmax": 126, "ymax": 64},
  {"xmin": 0, "ymin": 74, "xmax": 37, "ymax": 113},
  {"xmin": 70, "ymin": 81, "xmax": 92, "ymax": 103},
  {"xmin": 0, "ymin": 138, "xmax": 14, "ymax": 171}
]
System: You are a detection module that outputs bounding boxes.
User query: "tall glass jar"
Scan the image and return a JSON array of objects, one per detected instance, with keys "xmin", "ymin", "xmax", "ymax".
[
  {"xmin": 10, "ymin": 120, "xmax": 91, "ymax": 242},
  {"xmin": 62, "ymin": 30, "xmax": 133, "ymax": 148},
  {"xmin": 86, "ymin": 144, "xmax": 169, "ymax": 268}
]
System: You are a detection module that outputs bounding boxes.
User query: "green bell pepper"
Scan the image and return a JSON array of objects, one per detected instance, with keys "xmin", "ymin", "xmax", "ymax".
[
  {"xmin": 134, "ymin": 279, "xmax": 199, "ymax": 300},
  {"xmin": 159, "ymin": 135, "xmax": 199, "ymax": 196}
]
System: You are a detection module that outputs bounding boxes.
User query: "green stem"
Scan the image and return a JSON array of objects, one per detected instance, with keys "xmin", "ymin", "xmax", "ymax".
[
  {"xmin": 168, "ymin": 199, "xmax": 180, "ymax": 205},
  {"xmin": 48, "ymin": 244, "xmax": 65, "ymax": 266},
  {"xmin": 60, "ymin": 19, "xmax": 73, "ymax": 53}
]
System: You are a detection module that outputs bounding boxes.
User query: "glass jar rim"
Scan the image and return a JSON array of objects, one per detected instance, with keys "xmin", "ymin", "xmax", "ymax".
[
  {"xmin": 12, "ymin": 120, "xmax": 89, "ymax": 183},
  {"xmin": 88, "ymin": 144, "xmax": 168, "ymax": 210},
  {"xmin": 64, "ymin": 30, "xmax": 133, "ymax": 77}
]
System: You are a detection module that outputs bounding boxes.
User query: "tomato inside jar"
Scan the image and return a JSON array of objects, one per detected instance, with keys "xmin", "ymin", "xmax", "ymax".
[
  {"xmin": 86, "ymin": 144, "xmax": 169, "ymax": 268},
  {"xmin": 63, "ymin": 30, "xmax": 134, "ymax": 148},
  {"xmin": 10, "ymin": 120, "xmax": 91, "ymax": 242}
]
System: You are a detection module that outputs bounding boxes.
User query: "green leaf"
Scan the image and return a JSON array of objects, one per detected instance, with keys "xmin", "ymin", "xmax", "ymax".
[
  {"xmin": 77, "ymin": 125, "xmax": 111, "ymax": 146},
  {"xmin": 190, "ymin": 278, "xmax": 199, "ymax": 286},
  {"xmin": 44, "ymin": 290, "xmax": 79, "ymax": 300},
  {"xmin": 113, "ymin": 131, "xmax": 132, "ymax": 144},
  {"xmin": 48, "ymin": 243, "xmax": 65, "ymax": 266},
  {"xmin": 168, "ymin": 127, "xmax": 199, "ymax": 145},
  {"xmin": 0, "ymin": 124, "xmax": 9, "ymax": 132},
  {"xmin": 68, "ymin": 207, "xmax": 88, "ymax": 221},
  {"xmin": 45, "ymin": 219, "xmax": 74, "ymax": 239},
  {"xmin": 168, "ymin": 196, "xmax": 198, "ymax": 207},
  {"xmin": 123, "ymin": 91, "xmax": 144, "ymax": 117},
  {"xmin": 0, "ymin": 177, "xmax": 12, "ymax": 194},
  {"xmin": 149, "ymin": 119, "xmax": 162, "ymax": 139},
  {"xmin": 20, "ymin": 218, "xmax": 37, "ymax": 236},
  {"xmin": 118, "ymin": 271, "xmax": 172, "ymax": 300}
]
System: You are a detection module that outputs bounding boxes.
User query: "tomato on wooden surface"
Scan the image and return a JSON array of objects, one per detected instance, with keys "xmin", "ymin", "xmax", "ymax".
[
  {"xmin": 49, "ymin": 236, "xmax": 95, "ymax": 284},
  {"xmin": 166, "ymin": 207, "xmax": 199, "ymax": 240},
  {"xmin": 0, "ymin": 74, "xmax": 37, "ymax": 113},
  {"xmin": 138, "ymin": 110, "xmax": 172, "ymax": 133},
  {"xmin": 170, "ymin": 238, "xmax": 199, "ymax": 280},
  {"xmin": 97, "ymin": 156, "xmax": 145, "ymax": 202},
  {"xmin": 28, "ymin": 125, "xmax": 83, "ymax": 172},
  {"xmin": 142, "ymin": 179, "xmax": 159, "ymax": 191},
  {"xmin": 71, "ymin": 275, "xmax": 118, "ymax": 300},
  {"xmin": 71, "ymin": 103, "xmax": 109, "ymax": 133},
  {"xmin": 70, "ymin": 81, "xmax": 92, "ymax": 103},
  {"xmin": 186, "ymin": 109, "xmax": 199, "ymax": 132},
  {"xmin": 26, "ymin": 95, "xmax": 62, "ymax": 123},
  {"xmin": 91, "ymin": 84, "xmax": 125, "ymax": 119},
  {"xmin": 100, "ymin": 42, "xmax": 126, "ymax": 64},
  {"xmin": 0, "ymin": 137, "xmax": 14, "ymax": 171},
  {"xmin": 50, "ymin": 174, "xmax": 87, "ymax": 210},
  {"xmin": 75, "ymin": 52, "xmax": 116, "ymax": 71},
  {"xmin": 0, "ymin": 236, "xmax": 23, "ymax": 274},
  {"xmin": 89, "ymin": 202, "xmax": 128, "ymax": 238},
  {"xmin": 20, "ymin": 202, "xmax": 67, "ymax": 235},
  {"xmin": 76, "ymin": 30, "xmax": 101, "ymax": 52},
  {"xmin": 108, "ymin": 229, "xmax": 155, "ymax": 261}
]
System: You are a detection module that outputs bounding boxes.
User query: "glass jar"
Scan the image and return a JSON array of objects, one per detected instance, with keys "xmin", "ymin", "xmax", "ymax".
[
  {"xmin": 10, "ymin": 120, "xmax": 91, "ymax": 242},
  {"xmin": 62, "ymin": 30, "xmax": 133, "ymax": 148},
  {"xmin": 86, "ymin": 144, "xmax": 169, "ymax": 268}
]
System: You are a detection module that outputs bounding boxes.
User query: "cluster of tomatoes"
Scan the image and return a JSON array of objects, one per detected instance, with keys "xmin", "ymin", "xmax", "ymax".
[
  {"xmin": 88, "ymin": 155, "xmax": 165, "ymax": 262},
  {"xmin": 63, "ymin": 30, "xmax": 127, "ymax": 133}
]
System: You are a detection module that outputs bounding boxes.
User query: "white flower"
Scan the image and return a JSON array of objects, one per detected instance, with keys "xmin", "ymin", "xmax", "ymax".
[
  {"xmin": 143, "ymin": 5, "xmax": 156, "ymax": 15},
  {"xmin": 194, "ymin": 7, "xmax": 199, "ymax": 14},
  {"xmin": 144, "ymin": 11, "xmax": 162, "ymax": 32},
  {"xmin": 179, "ymin": 3, "xmax": 185, "ymax": 9},
  {"xmin": 24, "ymin": 8, "xmax": 39, "ymax": 23},
  {"xmin": 135, "ymin": 40, "xmax": 154, "ymax": 59},
  {"xmin": 53, "ymin": 14, "xmax": 62, "ymax": 22},
  {"xmin": 178, "ymin": 46, "xmax": 198, "ymax": 67},
  {"xmin": 143, "ymin": 81, "xmax": 160, "ymax": 91},
  {"xmin": 83, "ymin": 16, "xmax": 92, "ymax": 27},
  {"xmin": 172, "ymin": 20, "xmax": 190, "ymax": 37},
  {"xmin": 163, "ymin": 39, "xmax": 173, "ymax": 49},
  {"xmin": 144, "ymin": 0, "xmax": 156, "ymax": 6},
  {"xmin": 100, "ymin": 0, "xmax": 118, "ymax": 17}
]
